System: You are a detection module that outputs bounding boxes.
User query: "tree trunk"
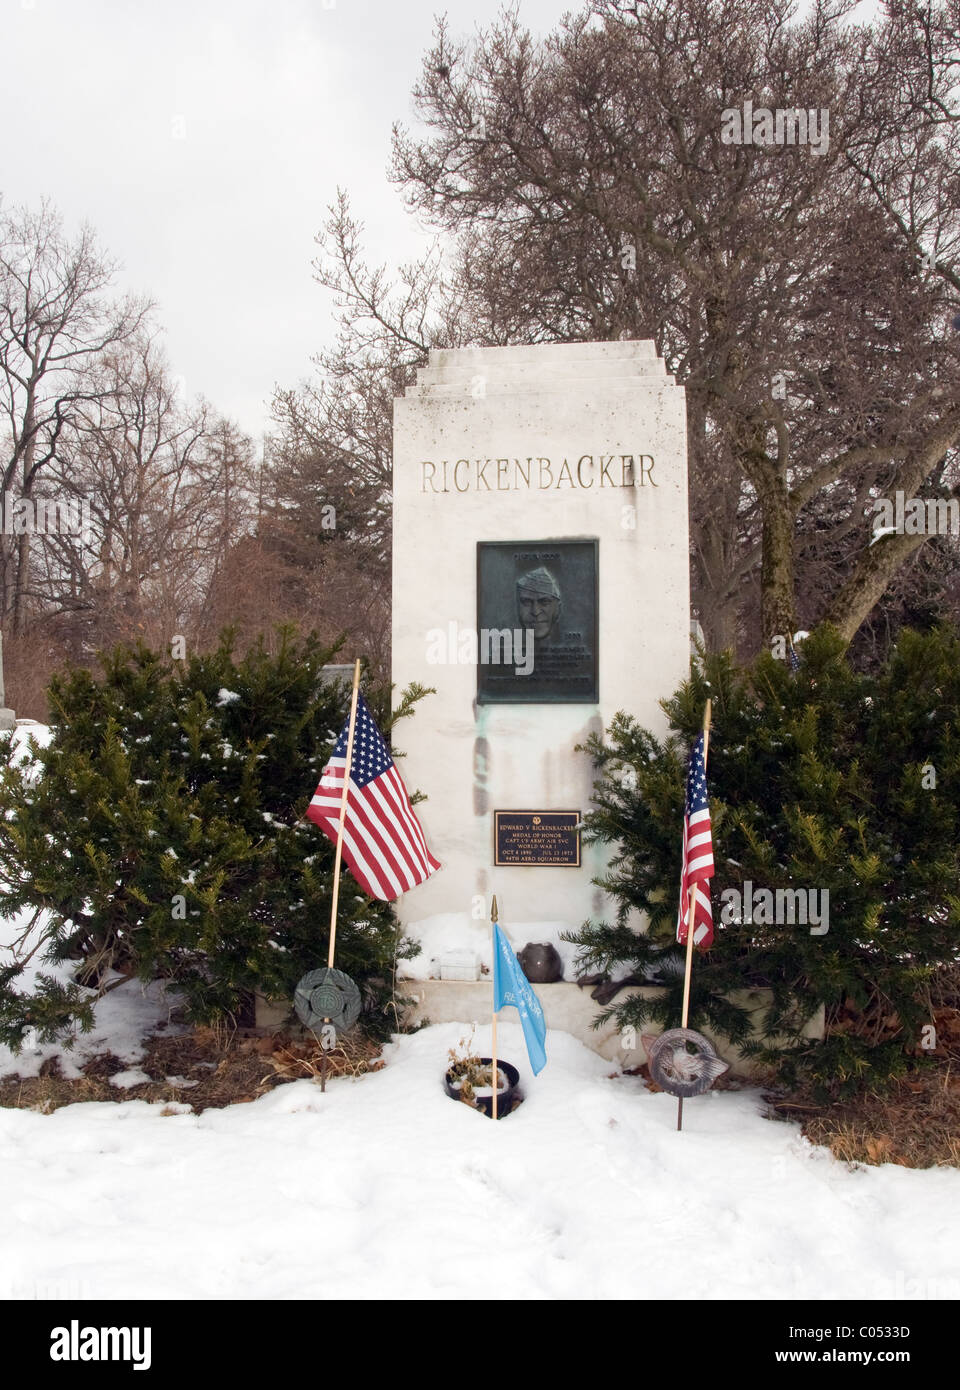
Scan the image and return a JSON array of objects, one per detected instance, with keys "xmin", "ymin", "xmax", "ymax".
[
  {"xmin": 12, "ymin": 532, "xmax": 31, "ymax": 636},
  {"xmin": 12, "ymin": 395, "xmax": 37, "ymax": 636},
  {"xmin": 822, "ymin": 532, "xmax": 926, "ymax": 643},
  {"xmin": 736, "ymin": 428, "xmax": 797, "ymax": 644},
  {"xmin": 759, "ymin": 499, "xmax": 798, "ymax": 643}
]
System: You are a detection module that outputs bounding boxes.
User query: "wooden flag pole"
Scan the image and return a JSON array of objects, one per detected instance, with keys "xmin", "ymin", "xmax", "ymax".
[
  {"xmin": 677, "ymin": 699, "xmax": 711, "ymax": 1132},
  {"xmin": 321, "ymin": 658, "xmax": 362, "ymax": 1093},
  {"xmin": 491, "ymin": 894, "xmax": 499, "ymax": 1121},
  {"xmin": 327, "ymin": 659, "xmax": 362, "ymax": 969}
]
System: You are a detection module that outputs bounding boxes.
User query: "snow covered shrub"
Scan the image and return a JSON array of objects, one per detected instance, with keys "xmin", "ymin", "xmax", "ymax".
[
  {"xmin": 0, "ymin": 629, "xmax": 426, "ymax": 1049},
  {"xmin": 567, "ymin": 625, "xmax": 960, "ymax": 1097}
]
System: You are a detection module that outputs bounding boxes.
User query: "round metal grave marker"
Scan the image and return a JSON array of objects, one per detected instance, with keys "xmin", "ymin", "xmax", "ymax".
[
  {"xmin": 646, "ymin": 1027, "xmax": 729, "ymax": 1098},
  {"xmin": 294, "ymin": 967, "xmax": 361, "ymax": 1032}
]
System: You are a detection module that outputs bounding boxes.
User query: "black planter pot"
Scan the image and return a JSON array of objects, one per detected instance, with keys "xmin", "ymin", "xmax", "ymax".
[{"xmin": 443, "ymin": 1057, "xmax": 522, "ymax": 1119}]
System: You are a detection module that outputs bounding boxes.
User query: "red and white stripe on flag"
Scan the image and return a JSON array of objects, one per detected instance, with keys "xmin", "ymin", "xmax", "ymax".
[
  {"xmin": 305, "ymin": 693, "xmax": 441, "ymax": 902},
  {"xmin": 676, "ymin": 732, "xmax": 715, "ymax": 948}
]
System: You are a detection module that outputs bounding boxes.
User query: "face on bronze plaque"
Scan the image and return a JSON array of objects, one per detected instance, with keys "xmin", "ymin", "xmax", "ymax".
[{"xmin": 476, "ymin": 539, "xmax": 598, "ymax": 703}]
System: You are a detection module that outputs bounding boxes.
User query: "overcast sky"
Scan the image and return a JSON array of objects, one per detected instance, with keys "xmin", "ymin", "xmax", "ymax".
[{"xmin": 3, "ymin": 0, "xmax": 573, "ymax": 442}]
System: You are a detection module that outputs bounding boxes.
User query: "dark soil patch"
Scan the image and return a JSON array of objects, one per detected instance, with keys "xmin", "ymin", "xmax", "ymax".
[
  {"xmin": 0, "ymin": 1026, "xmax": 385, "ymax": 1115},
  {"xmin": 82, "ymin": 1051, "xmax": 130, "ymax": 1080}
]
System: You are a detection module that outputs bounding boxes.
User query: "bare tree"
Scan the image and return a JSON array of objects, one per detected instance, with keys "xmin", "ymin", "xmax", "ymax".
[
  {"xmin": 263, "ymin": 193, "xmax": 472, "ymax": 673},
  {"xmin": 0, "ymin": 199, "xmax": 150, "ymax": 633},
  {"xmin": 271, "ymin": 191, "xmax": 471, "ymax": 555},
  {"xmin": 389, "ymin": 0, "xmax": 960, "ymax": 649},
  {"xmin": 33, "ymin": 335, "xmax": 256, "ymax": 657}
]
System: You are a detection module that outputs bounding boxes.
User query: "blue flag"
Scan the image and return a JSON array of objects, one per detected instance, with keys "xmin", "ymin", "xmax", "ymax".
[{"xmin": 492, "ymin": 924, "xmax": 547, "ymax": 1075}]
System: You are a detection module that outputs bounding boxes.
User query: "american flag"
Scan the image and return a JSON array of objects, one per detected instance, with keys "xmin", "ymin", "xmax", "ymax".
[
  {"xmin": 306, "ymin": 693, "xmax": 441, "ymax": 901},
  {"xmin": 788, "ymin": 641, "xmax": 800, "ymax": 672},
  {"xmin": 676, "ymin": 732, "xmax": 715, "ymax": 948}
]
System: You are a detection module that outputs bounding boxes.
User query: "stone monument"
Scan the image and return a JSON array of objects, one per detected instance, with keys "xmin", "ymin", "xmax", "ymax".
[
  {"xmin": 254, "ymin": 339, "xmax": 821, "ymax": 1073},
  {"xmin": 391, "ymin": 340, "xmax": 690, "ymax": 938}
]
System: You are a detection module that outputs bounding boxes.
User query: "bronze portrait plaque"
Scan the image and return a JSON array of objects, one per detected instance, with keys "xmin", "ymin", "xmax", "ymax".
[
  {"xmin": 494, "ymin": 810, "xmax": 581, "ymax": 867},
  {"xmin": 476, "ymin": 539, "xmax": 598, "ymax": 703}
]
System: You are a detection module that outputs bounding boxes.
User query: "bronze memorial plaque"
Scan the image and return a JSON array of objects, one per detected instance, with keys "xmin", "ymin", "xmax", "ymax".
[
  {"xmin": 476, "ymin": 539, "xmax": 598, "ymax": 703},
  {"xmin": 494, "ymin": 810, "xmax": 581, "ymax": 867}
]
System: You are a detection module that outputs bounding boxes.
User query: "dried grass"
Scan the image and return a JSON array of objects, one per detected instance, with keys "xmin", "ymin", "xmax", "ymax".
[
  {"xmin": 769, "ymin": 1059, "xmax": 960, "ymax": 1169},
  {"xmin": 0, "ymin": 1025, "xmax": 385, "ymax": 1116}
]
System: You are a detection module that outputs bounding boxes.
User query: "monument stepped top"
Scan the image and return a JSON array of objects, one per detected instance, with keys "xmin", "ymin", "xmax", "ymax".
[
  {"xmin": 430, "ymin": 339, "xmax": 658, "ymax": 361},
  {"xmin": 407, "ymin": 339, "xmax": 676, "ymax": 397}
]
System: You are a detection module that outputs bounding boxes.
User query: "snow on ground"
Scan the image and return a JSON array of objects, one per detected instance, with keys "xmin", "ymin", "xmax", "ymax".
[
  {"xmin": 0, "ymin": 906, "xmax": 182, "ymax": 1082},
  {"xmin": 2, "ymin": 1020, "xmax": 958, "ymax": 1301},
  {"xmin": 2, "ymin": 717, "xmax": 956, "ymax": 1301}
]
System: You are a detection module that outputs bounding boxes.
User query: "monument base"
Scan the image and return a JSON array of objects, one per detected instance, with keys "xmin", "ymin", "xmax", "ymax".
[{"xmin": 254, "ymin": 983, "xmax": 824, "ymax": 1081}]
